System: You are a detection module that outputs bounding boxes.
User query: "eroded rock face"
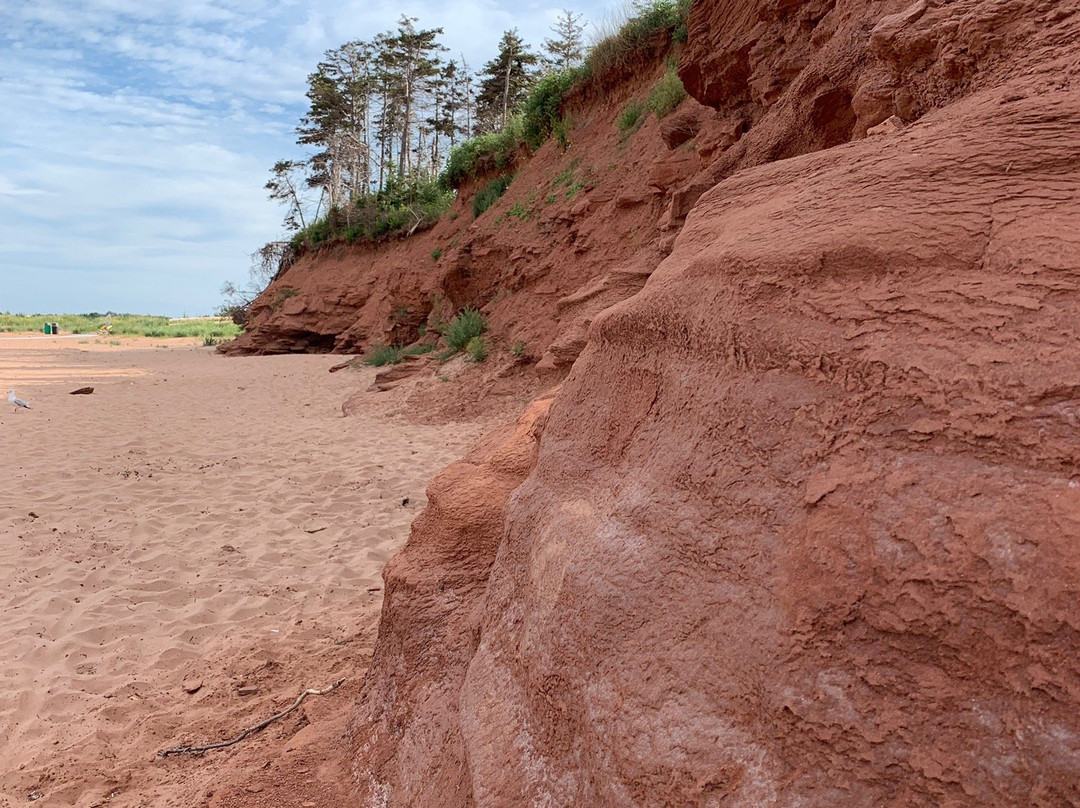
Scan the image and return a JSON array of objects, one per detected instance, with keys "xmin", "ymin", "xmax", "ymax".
[
  {"xmin": 458, "ymin": 79, "xmax": 1080, "ymax": 804},
  {"xmin": 347, "ymin": 399, "xmax": 553, "ymax": 807},
  {"xmin": 350, "ymin": 0, "xmax": 1080, "ymax": 805}
]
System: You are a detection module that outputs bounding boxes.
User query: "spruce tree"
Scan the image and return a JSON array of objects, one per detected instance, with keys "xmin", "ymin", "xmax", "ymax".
[
  {"xmin": 544, "ymin": 10, "xmax": 586, "ymax": 72},
  {"xmin": 475, "ymin": 29, "xmax": 539, "ymax": 133}
]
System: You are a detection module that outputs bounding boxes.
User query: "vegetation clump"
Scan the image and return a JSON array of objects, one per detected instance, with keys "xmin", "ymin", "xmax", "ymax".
[
  {"xmin": 472, "ymin": 175, "xmax": 514, "ymax": 218},
  {"xmin": 588, "ymin": 0, "xmax": 689, "ymax": 77},
  {"xmin": 646, "ymin": 64, "xmax": 687, "ymax": 120},
  {"xmin": 465, "ymin": 336, "xmax": 489, "ymax": 362},
  {"xmin": 365, "ymin": 344, "xmax": 404, "ymax": 366},
  {"xmin": 617, "ymin": 99, "xmax": 646, "ymax": 135},
  {"xmin": 442, "ymin": 308, "xmax": 487, "ymax": 351}
]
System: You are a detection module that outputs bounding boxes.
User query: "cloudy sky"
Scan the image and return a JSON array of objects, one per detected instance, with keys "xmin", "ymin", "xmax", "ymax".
[{"xmin": 0, "ymin": 0, "xmax": 615, "ymax": 317}]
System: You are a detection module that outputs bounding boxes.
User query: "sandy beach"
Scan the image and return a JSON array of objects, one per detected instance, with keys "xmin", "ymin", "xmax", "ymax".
[{"xmin": 0, "ymin": 335, "xmax": 488, "ymax": 807}]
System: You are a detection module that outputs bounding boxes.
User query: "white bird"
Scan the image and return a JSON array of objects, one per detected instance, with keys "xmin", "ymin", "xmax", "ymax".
[{"xmin": 8, "ymin": 389, "xmax": 30, "ymax": 412}]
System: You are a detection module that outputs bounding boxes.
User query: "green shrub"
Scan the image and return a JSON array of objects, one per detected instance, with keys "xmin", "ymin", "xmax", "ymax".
[
  {"xmin": 472, "ymin": 175, "xmax": 514, "ymax": 218},
  {"xmin": 443, "ymin": 308, "xmax": 487, "ymax": 351},
  {"xmin": 402, "ymin": 343, "xmax": 435, "ymax": 356},
  {"xmin": 443, "ymin": 117, "xmax": 525, "ymax": 189},
  {"xmin": 521, "ymin": 69, "xmax": 584, "ymax": 150},
  {"xmin": 511, "ymin": 340, "xmax": 527, "ymax": 357},
  {"xmin": 290, "ymin": 175, "xmax": 452, "ymax": 250},
  {"xmin": 618, "ymin": 99, "xmax": 646, "ymax": 135},
  {"xmin": 646, "ymin": 66, "xmax": 687, "ymax": 120},
  {"xmin": 431, "ymin": 247, "xmax": 443, "ymax": 261},
  {"xmin": 465, "ymin": 336, "xmax": 489, "ymax": 362},
  {"xmin": 365, "ymin": 344, "xmax": 403, "ymax": 366}
]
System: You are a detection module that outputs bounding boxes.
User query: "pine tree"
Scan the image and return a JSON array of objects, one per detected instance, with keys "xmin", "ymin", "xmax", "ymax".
[
  {"xmin": 475, "ymin": 29, "xmax": 539, "ymax": 133},
  {"xmin": 265, "ymin": 159, "xmax": 315, "ymax": 231},
  {"xmin": 384, "ymin": 16, "xmax": 446, "ymax": 176},
  {"xmin": 544, "ymin": 10, "xmax": 586, "ymax": 72}
]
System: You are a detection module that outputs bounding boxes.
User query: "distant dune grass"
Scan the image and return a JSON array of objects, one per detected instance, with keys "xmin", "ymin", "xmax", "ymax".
[{"xmin": 0, "ymin": 313, "xmax": 241, "ymax": 339}]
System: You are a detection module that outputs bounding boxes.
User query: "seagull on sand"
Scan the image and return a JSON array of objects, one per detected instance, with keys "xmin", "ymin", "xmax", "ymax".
[{"xmin": 8, "ymin": 389, "xmax": 30, "ymax": 412}]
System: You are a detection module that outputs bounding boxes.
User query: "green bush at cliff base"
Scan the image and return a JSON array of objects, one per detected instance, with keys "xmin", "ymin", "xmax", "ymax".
[
  {"xmin": 443, "ymin": 308, "xmax": 487, "ymax": 352},
  {"xmin": 365, "ymin": 344, "xmax": 403, "ymax": 366},
  {"xmin": 465, "ymin": 335, "xmax": 489, "ymax": 362}
]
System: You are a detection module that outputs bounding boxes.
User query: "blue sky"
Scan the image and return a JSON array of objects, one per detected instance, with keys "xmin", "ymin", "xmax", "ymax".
[{"xmin": 0, "ymin": 0, "xmax": 614, "ymax": 317}]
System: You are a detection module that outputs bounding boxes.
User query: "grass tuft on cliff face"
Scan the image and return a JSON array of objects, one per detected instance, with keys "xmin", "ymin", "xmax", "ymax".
[
  {"xmin": 646, "ymin": 64, "xmax": 687, "ymax": 119},
  {"xmin": 587, "ymin": 0, "xmax": 686, "ymax": 77},
  {"xmin": 618, "ymin": 99, "xmax": 647, "ymax": 135},
  {"xmin": 472, "ymin": 175, "xmax": 514, "ymax": 218}
]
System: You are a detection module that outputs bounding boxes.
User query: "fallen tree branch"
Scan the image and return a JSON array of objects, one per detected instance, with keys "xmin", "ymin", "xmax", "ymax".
[{"xmin": 158, "ymin": 678, "xmax": 345, "ymax": 757}]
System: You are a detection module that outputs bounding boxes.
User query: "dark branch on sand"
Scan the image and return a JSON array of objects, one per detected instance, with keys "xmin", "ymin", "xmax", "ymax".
[{"xmin": 158, "ymin": 678, "xmax": 345, "ymax": 757}]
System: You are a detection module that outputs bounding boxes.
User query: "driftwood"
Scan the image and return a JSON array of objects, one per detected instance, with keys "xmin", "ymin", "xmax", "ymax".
[{"xmin": 158, "ymin": 678, "xmax": 345, "ymax": 757}]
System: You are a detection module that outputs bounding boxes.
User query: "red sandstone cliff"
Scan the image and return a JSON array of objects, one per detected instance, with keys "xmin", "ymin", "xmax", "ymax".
[
  {"xmin": 223, "ymin": 54, "xmax": 691, "ymax": 366},
  {"xmin": 346, "ymin": 0, "xmax": 1080, "ymax": 806}
]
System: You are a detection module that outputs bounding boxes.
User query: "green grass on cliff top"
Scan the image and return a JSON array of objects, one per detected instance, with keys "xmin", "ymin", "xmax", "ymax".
[{"xmin": 0, "ymin": 313, "xmax": 241, "ymax": 339}]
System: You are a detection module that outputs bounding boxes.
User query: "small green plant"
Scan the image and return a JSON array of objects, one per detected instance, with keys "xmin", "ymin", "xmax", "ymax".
[
  {"xmin": 552, "ymin": 158, "xmax": 581, "ymax": 188},
  {"xmin": 617, "ymin": 99, "xmax": 646, "ymax": 137},
  {"xmin": 465, "ymin": 336, "xmax": 489, "ymax": 362},
  {"xmin": 443, "ymin": 307, "xmax": 487, "ymax": 351},
  {"xmin": 545, "ymin": 193, "xmax": 557, "ymax": 204},
  {"xmin": 402, "ymin": 343, "xmax": 435, "ymax": 356},
  {"xmin": 566, "ymin": 181, "xmax": 585, "ymax": 200},
  {"xmin": 554, "ymin": 117, "xmax": 572, "ymax": 151},
  {"xmin": 431, "ymin": 247, "xmax": 443, "ymax": 261},
  {"xmin": 646, "ymin": 66, "xmax": 687, "ymax": 120},
  {"xmin": 365, "ymin": 344, "xmax": 403, "ymax": 366},
  {"xmin": 203, "ymin": 336, "xmax": 219, "ymax": 346},
  {"xmin": 392, "ymin": 305, "xmax": 410, "ymax": 322},
  {"xmin": 507, "ymin": 203, "xmax": 530, "ymax": 220},
  {"xmin": 448, "ymin": 212, "xmax": 458, "ymax": 221},
  {"xmin": 472, "ymin": 175, "xmax": 514, "ymax": 218},
  {"xmin": 439, "ymin": 375, "xmax": 450, "ymax": 382},
  {"xmin": 511, "ymin": 340, "xmax": 527, "ymax": 358}
]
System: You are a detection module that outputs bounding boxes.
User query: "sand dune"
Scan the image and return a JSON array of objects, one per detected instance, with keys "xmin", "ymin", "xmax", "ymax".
[{"xmin": 0, "ymin": 336, "xmax": 488, "ymax": 807}]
